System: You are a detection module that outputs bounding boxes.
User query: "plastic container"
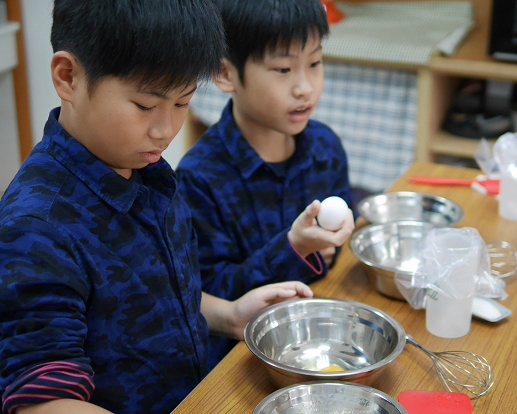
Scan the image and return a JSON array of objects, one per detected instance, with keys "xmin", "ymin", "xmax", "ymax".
[
  {"xmin": 425, "ymin": 231, "xmax": 477, "ymax": 338},
  {"xmin": 498, "ymin": 174, "xmax": 517, "ymax": 221},
  {"xmin": 472, "ymin": 296, "xmax": 512, "ymax": 322}
]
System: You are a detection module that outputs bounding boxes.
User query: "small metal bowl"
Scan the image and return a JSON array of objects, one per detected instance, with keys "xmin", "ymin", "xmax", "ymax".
[
  {"xmin": 244, "ymin": 299, "xmax": 406, "ymax": 389},
  {"xmin": 349, "ymin": 221, "xmax": 434, "ymax": 300},
  {"xmin": 357, "ymin": 191, "xmax": 463, "ymax": 226},
  {"xmin": 254, "ymin": 381, "xmax": 408, "ymax": 414}
]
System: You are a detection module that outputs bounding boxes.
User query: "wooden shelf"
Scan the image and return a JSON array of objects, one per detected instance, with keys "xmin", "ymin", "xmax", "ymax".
[
  {"xmin": 429, "ymin": 25, "xmax": 517, "ymax": 81},
  {"xmin": 417, "ymin": 0, "xmax": 517, "ymax": 163},
  {"xmin": 430, "ymin": 131, "xmax": 496, "ymax": 159}
]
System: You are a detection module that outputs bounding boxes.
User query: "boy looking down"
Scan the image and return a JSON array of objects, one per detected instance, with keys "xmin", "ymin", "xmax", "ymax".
[{"xmin": 0, "ymin": 1, "xmax": 312, "ymax": 413}]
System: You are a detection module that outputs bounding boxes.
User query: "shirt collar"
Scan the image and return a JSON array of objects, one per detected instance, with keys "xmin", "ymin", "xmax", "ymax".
[
  {"xmin": 43, "ymin": 108, "xmax": 177, "ymax": 213},
  {"xmin": 215, "ymin": 100, "xmax": 264, "ymax": 180},
  {"xmin": 215, "ymin": 100, "xmax": 325, "ymax": 180}
]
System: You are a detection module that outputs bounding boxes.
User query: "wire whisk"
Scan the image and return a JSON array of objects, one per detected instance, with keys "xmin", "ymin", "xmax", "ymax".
[
  {"xmin": 488, "ymin": 241, "xmax": 517, "ymax": 279},
  {"xmin": 406, "ymin": 335, "xmax": 495, "ymax": 399}
]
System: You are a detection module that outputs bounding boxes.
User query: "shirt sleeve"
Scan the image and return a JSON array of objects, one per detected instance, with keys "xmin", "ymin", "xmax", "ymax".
[
  {"xmin": 178, "ymin": 173, "xmax": 328, "ymax": 301},
  {"xmin": 0, "ymin": 216, "xmax": 95, "ymax": 412},
  {"xmin": 2, "ymin": 362, "xmax": 94, "ymax": 414}
]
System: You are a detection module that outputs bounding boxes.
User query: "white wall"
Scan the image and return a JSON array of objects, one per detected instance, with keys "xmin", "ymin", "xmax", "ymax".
[
  {"xmin": 21, "ymin": 0, "xmax": 58, "ymax": 146},
  {"xmin": 0, "ymin": 71, "xmax": 20, "ymax": 191},
  {"xmin": 0, "ymin": 16, "xmax": 21, "ymax": 191},
  {"xmin": 161, "ymin": 124, "xmax": 187, "ymax": 169},
  {"xmin": 0, "ymin": 0, "xmax": 185, "ymax": 192}
]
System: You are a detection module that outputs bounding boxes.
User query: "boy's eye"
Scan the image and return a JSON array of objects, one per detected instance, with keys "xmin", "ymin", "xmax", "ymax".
[
  {"xmin": 310, "ymin": 60, "xmax": 322, "ymax": 68},
  {"xmin": 175, "ymin": 102, "xmax": 190, "ymax": 109},
  {"xmin": 136, "ymin": 103, "xmax": 155, "ymax": 112},
  {"xmin": 275, "ymin": 68, "xmax": 291, "ymax": 74}
]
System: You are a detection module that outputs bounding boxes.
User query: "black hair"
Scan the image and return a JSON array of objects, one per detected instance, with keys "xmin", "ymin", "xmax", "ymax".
[
  {"xmin": 212, "ymin": 0, "xmax": 329, "ymax": 83},
  {"xmin": 51, "ymin": 0, "xmax": 226, "ymax": 94}
]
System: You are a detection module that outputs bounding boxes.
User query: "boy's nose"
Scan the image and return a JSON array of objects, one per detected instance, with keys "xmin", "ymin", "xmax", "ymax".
[
  {"xmin": 293, "ymin": 74, "xmax": 313, "ymax": 97},
  {"xmin": 149, "ymin": 116, "xmax": 175, "ymax": 141}
]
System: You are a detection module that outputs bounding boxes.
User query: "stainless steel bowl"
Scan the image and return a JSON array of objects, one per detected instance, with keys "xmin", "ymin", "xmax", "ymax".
[
  {"xmin": 254, "ymin": 381, "xmax": 408, "ymax": 414},
  {"xmin": 357, "ymin": 191, "xmax": 463, "ymax": 226},
  {"xmin": 349, "ymin": 221, "xmax": 433, "ymax": 300},
  {"xmin": 244, "ymin": 299, "xmax": 406, "ymax": 389}
]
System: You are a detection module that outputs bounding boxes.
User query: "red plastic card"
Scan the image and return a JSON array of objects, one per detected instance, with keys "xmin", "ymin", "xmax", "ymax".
[{"xmin": 398, "ymin": 390, "xmax": 473, "ymax": 414}]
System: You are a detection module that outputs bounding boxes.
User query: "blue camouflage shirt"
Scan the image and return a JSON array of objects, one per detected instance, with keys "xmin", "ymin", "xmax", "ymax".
[
  {"xmin": 0, "ymin": 108, "xmax": 209, "ymax": 414},
  {"xmin": 177, "ymin": 100, "xmax": 352, "ymax": 367}
]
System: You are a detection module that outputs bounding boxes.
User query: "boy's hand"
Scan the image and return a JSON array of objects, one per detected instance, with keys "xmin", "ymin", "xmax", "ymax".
[
  {"xmin": 287, "ymin": 200, "xmax": 354, "ymax": 259},
  {"xmin": 231, "ymin": 281, "xmax": 313, "ymax": 340},
  {"xmin": 202, "ymin": 282, "xmax": 313, "ymax": 341},
  {"xmin": 319, "ymin": 246, "xmax": 337, "ymax": 267}
]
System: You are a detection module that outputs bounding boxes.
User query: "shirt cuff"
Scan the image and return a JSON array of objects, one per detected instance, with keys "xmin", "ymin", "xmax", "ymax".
[
  {"xmin": 2, "ymin": 361, "xmax": 94, "ymax": 414},
  {"xmin": 289, "ymin": 241, "xmax": 324, "ymax": 275}
]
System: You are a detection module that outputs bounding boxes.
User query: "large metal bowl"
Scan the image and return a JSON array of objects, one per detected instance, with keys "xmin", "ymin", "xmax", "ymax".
[
  {"xmin": 254, "ymin": 381, "xmax": 408, "ymax": 414},
  {"xmin": 244, "ymin": 299, "xmax": 406, "ymax": 389},
  {"xmin": 357, "ymin": 191, "xmax": 463, "ymax": 226},
  {"xmin": 349, "ymin": 221, "xmax": 433, "ymax": 300}
]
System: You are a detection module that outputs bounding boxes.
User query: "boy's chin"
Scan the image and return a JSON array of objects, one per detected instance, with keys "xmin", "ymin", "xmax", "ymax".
[{"xmin": 288, "ymin": 122, "xmax": 309, "ymax": 136}]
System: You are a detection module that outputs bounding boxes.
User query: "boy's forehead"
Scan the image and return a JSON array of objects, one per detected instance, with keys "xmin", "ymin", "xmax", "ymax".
[
  {"xmin": 264, "ymin": 35, "xmax": 322, "ymax": 59},
  {"xmin": 135, "ymin": 80, "xmax": 198, "ymax": 98}
]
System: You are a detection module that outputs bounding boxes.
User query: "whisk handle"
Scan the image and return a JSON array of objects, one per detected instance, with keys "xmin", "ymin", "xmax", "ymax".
[
  {"xmin": 405, "ymin": 334, "xmax": 418, "ymax": 347},
  {"xmin": 404, "ymin": 334, "xmax": 433, "ymax": 355}
]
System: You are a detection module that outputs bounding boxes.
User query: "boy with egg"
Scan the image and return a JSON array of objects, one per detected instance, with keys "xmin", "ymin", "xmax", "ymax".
[{"xmin": 177, "ymin": 0, "xmax": 355, "ymax": 368}]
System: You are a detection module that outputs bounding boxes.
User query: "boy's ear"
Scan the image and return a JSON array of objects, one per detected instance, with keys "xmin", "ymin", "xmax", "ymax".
[
  {"xmin": 51, "ymin": 51, "xmax": 83, "ymax": 103},
  {"xmin": 213, "ymin": 59, "xmax": 238, "ymax": 93}
]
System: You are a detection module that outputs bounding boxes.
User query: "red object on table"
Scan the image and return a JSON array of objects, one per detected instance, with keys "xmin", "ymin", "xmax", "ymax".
[
  {"xmin": 408, "ymin": 176, "xmax": 500, "ymax": 195},
  {"xmin": 320, "ymin": 0, "xmax": 345, "ymax": 24},
  {"xmin": 398, "ymin": 390, "xmax": 473, "ymax": 414}
]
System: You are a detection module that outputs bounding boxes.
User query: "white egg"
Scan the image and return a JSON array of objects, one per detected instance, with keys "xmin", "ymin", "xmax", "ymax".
[{"xmin": 317, "ymin": 196, "xmax": 349, "ymax": 230}]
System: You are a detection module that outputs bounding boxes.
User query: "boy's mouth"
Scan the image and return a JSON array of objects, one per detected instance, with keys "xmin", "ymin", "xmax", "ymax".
[
  {"xmin": 290, "ymin": 106, "xmax": 311, "ymax": 115},
  {"xmin": 140, "ymin": 150, "xmax": 163, "ymax": 164},
  {"xmin": 289, "ymin": 105, "xmax": 312, "ymax": 122}
]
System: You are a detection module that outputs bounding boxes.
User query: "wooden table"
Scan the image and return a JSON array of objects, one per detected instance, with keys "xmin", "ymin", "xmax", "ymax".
[{"xmin": 172, "ymin": 162, "xmax": 517, "ymax": 413}]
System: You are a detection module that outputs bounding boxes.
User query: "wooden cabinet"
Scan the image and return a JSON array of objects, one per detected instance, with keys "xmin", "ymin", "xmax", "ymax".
[
  {"xmin": 340, "ymin": 0, "xmax": 516, "ymax": 163},
  {"xmin": 416, "ymin": 16, "xmax": 517, "ymax": 162}
]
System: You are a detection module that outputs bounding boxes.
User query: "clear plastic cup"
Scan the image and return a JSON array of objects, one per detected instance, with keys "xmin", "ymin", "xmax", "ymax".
[
  {"xmin": 425, "ymin": 231, "xmax": 477, "ymax": 338},
  {"xmin": 498, "ymin": 174, "xmax": 517, "ymax": 221},
  {"xmin": 426, "ymin": 287, "xmax": 474, "ymax": 338}
]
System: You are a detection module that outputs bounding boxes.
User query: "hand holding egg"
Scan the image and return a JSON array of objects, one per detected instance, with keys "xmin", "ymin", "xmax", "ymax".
[
  {"xmin": 287, "ymin": 197, "xmax": 353, "ymax": 259},
  {"xmin": 317, "ymin": 196, "xmax": 350, "ymax": 230}
]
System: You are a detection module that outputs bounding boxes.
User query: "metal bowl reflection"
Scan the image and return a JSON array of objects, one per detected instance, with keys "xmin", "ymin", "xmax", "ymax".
[
  {"xmin": 244, "ymin": 299, "xmax": 406, "ymax": 389},
  {"xmin": 254, "ymin": 381, "xmax": 408, "ymax": 414},
  {"xmin": 357, "ymin": 191, "xmax": 463, "ymax": 226},
  {"xmin": 349, "ymin": 221, "xmax": 434, "ymax": 300}
]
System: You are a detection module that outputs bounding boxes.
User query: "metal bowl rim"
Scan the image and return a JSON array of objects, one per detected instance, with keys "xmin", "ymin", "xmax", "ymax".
[
  {"xmin": 357, "ymin": 191, "xmax": 464, "ymax": 225},
  {"xmin": 244, "ymin": 298, "xmax": 407, "ymax": 378},
  {"xmin": 348, "ymin": 220, "xmax": 435, "ymax": 273},
  {"xmin": 253, "ymin": 381, "xmax": 409, "ymax": 414}
]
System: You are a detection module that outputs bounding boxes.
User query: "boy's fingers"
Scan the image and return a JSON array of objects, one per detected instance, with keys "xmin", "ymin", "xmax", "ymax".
[
  {"xmin": 319, "ymin": 246, "xmax": 336, "ymax": 265},
  {"xmin": 294, "ymin": 282, "xmax": 314, "ymax": 298},
  {"xmin": 299, "ymin": 200, "xmax": 320, "ymax": 225},
  {"xmin": 333, "ymin": 210, "xmax": 354, "ymax": 233},
  {"xmin": 293, "ymin": 282, "xmax": 313, "ymax": 298},
  {"xmin": 272, "ymin": 281, "xmax": 313, "ymax": 299}
]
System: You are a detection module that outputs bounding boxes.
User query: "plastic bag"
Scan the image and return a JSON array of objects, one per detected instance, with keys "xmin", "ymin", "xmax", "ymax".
[
  {"xmin": 395, "ymin": 227, "xmax": 507, "ymax": 309},
  {"xmin": 494, "ymin": 132, "xmax": 517, "ymax": 180},
  {"xmin": 475, "ymin": 137, "xmax": 499, "ymax": 176}
]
